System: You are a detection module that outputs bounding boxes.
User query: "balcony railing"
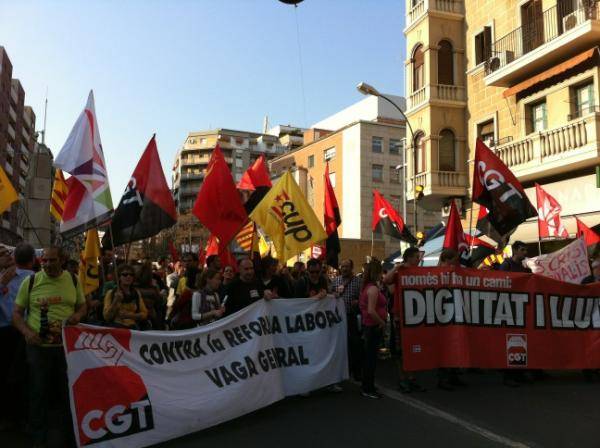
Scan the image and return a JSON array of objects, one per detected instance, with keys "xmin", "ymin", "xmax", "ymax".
[
  {"xmin": 181, "ymin": 172, "xmax": 205, "ymax": 181},
  {"xmin": 4, "ymin": 163, "xmax": 13, "ymax": 176},
  {"xmin": 7, "ymin": 124, "xmax": 15, "ymax": 140},
  {"xmin": 407, "ymin": 84, "xmax": 466, "ymax": 110},
  {"xmin": 10, "ymin": 87, "xmax": 18, "ymax": 104},
  {"xmin": 485, "ymin": 1, "xmax": 599, "ymax": 75},
  {"xmin": 495, "ymin": 112, "xmax": 599, "ymax": 176},
  {"xmin": 406, "ymin": 0, "xmax": 463, "ymax": 27},
  {"xmin": 8, "ymin": 106, "xmax": 16, "ymax": 123},
  {"xmin": 6, "ymin": 143, "xmax": 15, "ymax": 157},
  {"xmin": 407, "ymin": 170, "xmax": 468, "ymax": 199}
]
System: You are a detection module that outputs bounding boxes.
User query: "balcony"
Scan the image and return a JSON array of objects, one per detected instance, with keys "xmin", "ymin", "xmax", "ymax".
[
  {"xmin": 179, "ymin": 186, "xmax": 200, "ymax": 197},
  {"xmin": 23, "ymin": 111, "xmax": 32, "ymax": 129},
  {"xmin": 181, "ymin": 172, "xmax": 205, "ymax": 181},
  {"xmin": 485, "ymin": 1, "xmax": 600, "ymax": 86},
  {"xmin": 10, "ymin": 87, "xmax": 18, "ymax": 104},
  {"xmin": 6, "ymin": 143, "xmax": 15, "ymax": 158},
  {"xmin": 20, "ymin": 158, "xmax": 28, "ymax": 173},
  {"xmin": 494, "ymin": 111, "xmax": 600, "ymax": 181},
  {"xmin": 20, "ymin": 144, "xmax": 29, "ymax": 156},
  {"xmin": 406, "ymin": 0, "xmax": 464, "ymax": 29},
  {"xmin": 406, "ymin": 84, "xmax": 467, "ymax": 111},
  {"xmin": 8, "ymin": 106, "xmax": 16, "ymax": 123},
  {"xmin": 21, "ymin": 126, "xmax": 30, "ymax": 141},
  {"xmin": 406, "ymin": 170, "xmax": 468, "ymax": 201},
  {"xmin": 7, "ymin": 124, "xmax": 15, "ymax": 140},
  {"xmin": 19, "ymin": 176, "xmax": 26, "ymax": 189},
  {"xmin": 4, "ymin": 163, "xmax": 13, "ymax": 176}
]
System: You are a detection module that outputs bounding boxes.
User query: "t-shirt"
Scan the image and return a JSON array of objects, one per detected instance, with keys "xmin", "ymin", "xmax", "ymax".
[
  {"xmin": 294, "ymin": 276, "xmax": 328, "ymax": 298},
  {"xmin": 224, "ymin": 277, "xmax": 264, "ymax": 316},
  {"xmin": 15, "ymin": 270, "xmax": 85, "ymax": 346},
  {"xmin": 103, "ymin": 288, "xmax": 148, "ymax": 329},
  {"xmin": 359, "ymin": 283, "xmax": 387, "ymax": 327},
  {"xmin": 0, "ymin": 267, "xmax": 34, "ymax": 328}
]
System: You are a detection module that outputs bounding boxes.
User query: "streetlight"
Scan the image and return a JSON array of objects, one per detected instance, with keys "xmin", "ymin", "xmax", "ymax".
[{"xmin": 357, "ymin": 82, "xmax": 420, "ymax": 239}]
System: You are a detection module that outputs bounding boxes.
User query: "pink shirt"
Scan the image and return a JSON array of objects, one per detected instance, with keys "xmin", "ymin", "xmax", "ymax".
[{"xmin": 359, "ymin": 283, "xmax": 387, "ymax": 327}]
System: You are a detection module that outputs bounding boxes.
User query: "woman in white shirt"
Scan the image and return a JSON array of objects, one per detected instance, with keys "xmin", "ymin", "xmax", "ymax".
[{"xmin": 191, "ymin": 268, "xmax": 225, "ymax": 326}]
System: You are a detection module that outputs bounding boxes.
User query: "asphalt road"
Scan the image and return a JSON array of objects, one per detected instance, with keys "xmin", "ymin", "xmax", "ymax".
[{"xmin": 3, "ymin": 360, "xmax": 600, "ymax": 448}]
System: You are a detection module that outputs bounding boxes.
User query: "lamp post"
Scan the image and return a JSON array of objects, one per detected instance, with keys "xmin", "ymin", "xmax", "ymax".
[{"xmin": 357, "ymin": 82, "xmax": 419, "ymax": 238}]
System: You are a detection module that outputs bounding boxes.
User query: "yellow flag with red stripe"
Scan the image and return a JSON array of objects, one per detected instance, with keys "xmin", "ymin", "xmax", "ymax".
[
  {"xmin": 249, "ymin": 171, "xmax": 327, "ymax": 262},
  {"xmin": 50, "ymin": 169, "xmax": 68, "ymax": 221},
  {"xmin": 235, "ymin": 221, "xmax": 257, "ymax": 253}
]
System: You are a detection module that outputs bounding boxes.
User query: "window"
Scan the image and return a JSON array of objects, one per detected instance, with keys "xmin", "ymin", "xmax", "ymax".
[
  {"xmin": 413, "ymin": 133, "xmax": 426, "ymax": 173},
  {"xmin": 308, "ymin": 155, "xmax": 315, "ymax": 167},
  {"xmin": 528, "ymin": 101, "xmax": 547, "ymax": 133},
  {"xmin": 235, "ymin": 158, "xmax": 243, "ymax": 168},
  {"xmin": 477, "ymin": 120, "xmax": 495, "ymax": 146},
  {"xmin": 438, "ymin": 40, "xmax": 454, "ymax": 85},
  {"xmin": 389, "ymin": 138, "xmax": 402, "ymax": 155},
  {"xmin": 474, "ymin": 26, "xmax": 492, "ymax": 65},
  {"xmin": 390, "ymin": 166, "xmax": 401, "ymax": 184},
  {"xmin": 574, "ymin": 82, "xmax": 595, "ymax": 118},
  {"xmin": 372, "ymin": 136, "xmax": 383, "ymax": 153},
  {"xmin": 329, "ymin": 172, "xmax": 336, "ymax": 188},
  {"xmin": 438, "ymin": 129, "xmax": 456, "ymax": 171},
  {"xmin": 412, "ymin": 45, "xmax": 425, "ymax": 92},
  {"xmin": 324, "ymin": 147, "xmax": 336, "ymax": 161},
  {"xmin": 372, "ymin": 164, "xmax": 384, "ymax": 182},
  {"xmin": 200, "ymin": 138, "xmax": 206, "ymax": 145}
]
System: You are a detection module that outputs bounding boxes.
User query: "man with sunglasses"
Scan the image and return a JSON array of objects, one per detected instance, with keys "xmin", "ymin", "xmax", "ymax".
[
  {"xmin": 294, "ymin": 258, "xmax": 328, "ymax": 299},
  {"xmin": 12, "ymin": 246, "xmax": 86, "ymax": 448}
]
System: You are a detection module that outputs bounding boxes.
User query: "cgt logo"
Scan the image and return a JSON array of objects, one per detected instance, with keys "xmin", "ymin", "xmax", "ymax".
[
  {"xmin": 73, "ymin": 366, "xmax": 154, "ymax": 445},
  {"xmin": 506, "ymin": 334, "xmax": 528, "ymax": 367},
  {"xmin": 65, "ymin": 326, "xmax": 131, "ymax": 366}
]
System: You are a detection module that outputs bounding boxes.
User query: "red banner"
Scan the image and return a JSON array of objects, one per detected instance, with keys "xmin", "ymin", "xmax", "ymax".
[{"xmin": 395, "ymin": 266, "xmax": 600, "ymax": 371}]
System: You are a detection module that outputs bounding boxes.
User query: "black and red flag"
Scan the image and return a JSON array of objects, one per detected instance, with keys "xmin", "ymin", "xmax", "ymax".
[
  {"xmin": 324, "ymin": 162, "xmax": 341, "ymax": 268},
  {"xmin": 472, "ymin": 139, "xmax": 536, "ymax": 240},
  {"xmin": 475, "ymin": 205, "xmax": 504, "ymax": 244},
  {"xmin": 372, "ymin": 189, "xmax": 417, "ymax": 244},
  {"xmin": 193, "ymin": 145, "xmax": 248, "ymax": 247},
  {"xmin": 576, "ymin": 217, "xmax": 600, "ymax": 255},
  {"xmin": 238, "ymin": 155, "xmax": 272, "ymax": 213},
  {"xmin": 102, "ymin": 135, "xmax": 176, "ymax": 247}
]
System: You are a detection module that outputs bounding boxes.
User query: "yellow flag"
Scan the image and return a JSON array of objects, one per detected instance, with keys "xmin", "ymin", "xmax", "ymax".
[
  {"xmin": 0, "ymin": 164, "xmax": 18, "ymax": 214},
  {"xmin": 79, "ymin": 229, "xmax": 100, "ymax": 295},
  {"xmin": 235, "ymin": 221, "xmax": 256, "ymax": 253},
  {"xmin": 50, "ymin": 169, "xmax": 68, "ymax": 221},
  {"xmin": 249, "ymin": 171, "xmax": 327, "ymax": 262},
  {"xmin": 258, "ymin": 233, "xmax": 270, "ymax": 258}
]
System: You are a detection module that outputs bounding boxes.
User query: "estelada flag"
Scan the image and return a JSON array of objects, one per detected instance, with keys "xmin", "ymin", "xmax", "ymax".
[
  {"xmin": 50, "ymin": 169, "xmax": 68, "ymax": 221},
  {"xmin": 79, "ymin": 228, "xmax": 100, "ymax": 295},
  {"xmin": 193, "ymin": 145, "xmax": 248, "ymax": 247},
  {"xmin": 102, "ymin": 135, "xmax": 176, "ymax": 247},
  {"xmin": 576, "ymin": 217, "xmax": 600, "ymax": 252},
  {"xmin": 54, "ymin": 91, "xmax": 113, "ymax": 238},
  {"xmin": 0, "ymin": 164, "xmax": 18, "ymax": 215},
  {"xmin": 443, "ymin": 199, "xmax": 468, "ymax": 253},
  {"xmin": 324, "ymin": 162, "xmax": 341, "ymax": 268},
  {"xmin": 236, "ymin": 221, "xmax": 259, "ymax": 254},
  {"xmin": 372, "ymin": 189, "xmax": 416, "ymax": 244},
  {"xmin": 535, "ymin": 183, "xmax": 568, "ymax": 238},
  {"xmin": 239, "ymin": 155, "xmax": 272, "ymax": 214},
  {"xmin": 250, "ymin": 170, "xmax": 327, "ymax": 262},
  {"xmin": 472, "ymin": 139, "xmax": 536, "ymax": 239}
]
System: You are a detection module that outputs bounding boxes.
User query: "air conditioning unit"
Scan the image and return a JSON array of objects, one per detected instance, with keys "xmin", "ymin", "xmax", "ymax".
[
  {"xmin": 441, "ymin": 198, "xmax": 463, "ymax": 217},
  {"xmin": 488, "ymin": 50, "xmax": 515, "ymax": 72},
  {"xmin": 563, "ymin": 12, "xmax": 581, "ymax": 31}
]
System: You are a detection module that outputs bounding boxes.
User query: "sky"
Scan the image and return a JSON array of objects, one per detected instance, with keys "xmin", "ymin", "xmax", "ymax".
[{"xmin": 0, "ymin": 0, "xmax": 406, "ymax": 199}]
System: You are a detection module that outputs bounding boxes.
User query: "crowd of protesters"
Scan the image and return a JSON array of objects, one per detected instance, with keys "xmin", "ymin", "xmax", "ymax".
[{"xmin": 1, "ymin": 242, "xmax": 600, "ymax": 446}]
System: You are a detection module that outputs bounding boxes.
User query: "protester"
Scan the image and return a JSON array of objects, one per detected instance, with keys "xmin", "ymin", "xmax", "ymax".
[
  {"xmin": 581, "ymin": 259, "xmax": 600, "ymax": 284},
  {"xmin": 294, "ymin": 258, "xmax": 328, "ymax": 299},
  {"xmin": 12, "ymin": 246, "xmax": 86, "ymax": 447},
  {"xmin": 359, "ymin": 258, "xmax": 387, "ymax": 399},
  {"xmin": 331, "ymin": 259, "xmax": 363, "ymax": 381},
  {"xmin": 98, "ymin": 246, "xmax": 115, "ymax": 295},
  {"xmin": 192, "ymin": 268, "xmax": 225, "ymax": 326},
  {"xmin": 136, "ymin": 261, "xmax": 166, "ymax": 330},
  {"xmin": 206, "ymin": 254, "xmax": 222, "ymax": 271},
  {"xmin": 436, "ymin": 248, "xmax": 467, "ymax": 391},
  {"xmin": 291, "ymin": 261, "xmax": 306, "ymax": 281},
  {"xmin": 498, "ymin": 241, "xmax": 531, "ymax": 273},
  {"xmin": 258, "ymin": 255, "xmax": 289, "ymax": 298},
  {"xmin": 219, "ymin": 264, "xmax": 235, "ymax": 298},
  {"xmin": 0, "ymin": 244, "xmax": 34, "ymax": 431},
  {"xmin": 224, "ymin": 258, "xmax": 272, "ymax": 316},
  {"xmin": 176, "ymin": 252, "xmax": 200, "ymax": 296},
  {"xmin": 383, "ymin": 247, "xmax": 425, "ymax": 393},
  {"xmin": 166, "ymin": 262, "xmax": 184, "ymax": 317},
  {"xmin": 103, "ymin": 263, "xmax": 148, "ymax": 329},
  {"xmin": 170, "ymin": 266, "xmax": 201, "ymax": 330}
]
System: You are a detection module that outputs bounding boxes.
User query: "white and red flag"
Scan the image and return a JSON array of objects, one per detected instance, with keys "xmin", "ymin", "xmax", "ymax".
[{"xmin": 535, "ymin": 183, "xmax": 568, "ymax": 238}]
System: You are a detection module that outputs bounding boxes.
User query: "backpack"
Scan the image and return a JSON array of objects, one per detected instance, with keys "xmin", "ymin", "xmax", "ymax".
[{"xmin": 28, "ymin": 271, "xmax": 78, "ymax": 296}]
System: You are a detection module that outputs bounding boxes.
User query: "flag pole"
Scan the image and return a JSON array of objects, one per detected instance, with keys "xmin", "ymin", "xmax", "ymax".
[
  {"xmin": 467, "ymin": 201, "xmax": 475, "ymax": 255},
  {"xmin": 370, "ymin": 231, "xmax": 374, "ymax": 257},
  {"xmin": 535, "ymin": 191, "xmax": 542, "ymax": 256},
  {"xmin": 107, "ymin": 223, "xmax": 120, "ymax": 283}
]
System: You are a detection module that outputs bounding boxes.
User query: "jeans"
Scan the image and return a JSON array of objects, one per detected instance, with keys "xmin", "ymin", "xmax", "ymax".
[
  {"xmin": 26, "ymin": 344, "xmax": 74, "ymax": 446},
  {"xmin": 362, "ymin": 326, "xmax": 383, "ymax": 393},
  {"xmin": 347, "ymin": 312, "xmax": 363, "ymax": 379}
]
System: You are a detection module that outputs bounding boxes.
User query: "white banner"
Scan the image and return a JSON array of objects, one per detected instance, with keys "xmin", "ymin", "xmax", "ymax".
[
  {"xmin": 526, "ymin": 238, "xmax": 591, "ymax": 284},
  {"xmin": 63, "ymin": 297, "xmax": 348, "ymax": 448}
]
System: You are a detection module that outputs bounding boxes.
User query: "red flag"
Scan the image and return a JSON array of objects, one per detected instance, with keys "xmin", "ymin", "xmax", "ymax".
[
  {"xmin": 237, "ymin": 155, "xmax": 272, "ymax": 191},
  {"xmin": 324, "ymin": 162, "xmax": 341, "ymax": 268},
  {"xmin": 535, "ymin": 183, "xmax": 568, "ymax": 238},
  {"xmin": 443, "ymin": 199, "xmax": 468, "ymax": 253},
  {"xmin": 205, "ymin": 235, "xmax": 219, "ymax": 257},
  {"xmin": 192, "ymin": 145, "xmax": 248, "ymax": 246},
  {"xmin": 576, "ymin": 217, "xmax": 600, "ymax": 247},
  {"xmin": 372, "ymin": 189, "xmax": 416, "ymax": 244},
  {"xmin": 464, "ymin": 234, "xmax": 495, "ymax": 249},
  {"xmin": 168, "ymin": 241, "xmax": 179, "ymax": 263},
  {"xmin": 204, "ymin": 234, "xmax": 236, "ymax": 270},
  {"xmin": 472, "ymin": 139, "xmax": 536, "ymax": 238}
]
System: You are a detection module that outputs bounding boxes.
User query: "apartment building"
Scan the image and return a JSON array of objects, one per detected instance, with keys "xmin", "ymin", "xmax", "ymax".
[
  {"xmin": 404, "ymin": 0, "xmax": 600, "ymax": 247},
  {"xmin": 270, "ymin": 95, "xmax": 438, "ymax": 265},
  {"xmin": 0, "ymin": 47, "xmax": 37, "ymax": 246}
]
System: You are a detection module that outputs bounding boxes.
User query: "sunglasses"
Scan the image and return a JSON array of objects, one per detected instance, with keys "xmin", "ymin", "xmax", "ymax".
[{"xmin": 120, "ymin": 272, "xmax": 134, "ymax": 277}]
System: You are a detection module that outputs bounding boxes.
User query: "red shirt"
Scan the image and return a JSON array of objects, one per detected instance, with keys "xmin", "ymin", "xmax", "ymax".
[{"xmin": 359, "ymin": 283, "xmax": 387, "ymax": 327}]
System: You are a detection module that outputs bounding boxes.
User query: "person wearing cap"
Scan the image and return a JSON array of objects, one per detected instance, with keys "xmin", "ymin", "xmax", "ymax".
[{"xmin": 581, "ymin": 259, "xmax": 600, "ymax": 284}]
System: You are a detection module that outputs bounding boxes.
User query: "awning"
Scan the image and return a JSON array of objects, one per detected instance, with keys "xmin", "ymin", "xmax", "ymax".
[{"xmin": 502, "ymin": 47, "xmax": 599, "ymax": 98}]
